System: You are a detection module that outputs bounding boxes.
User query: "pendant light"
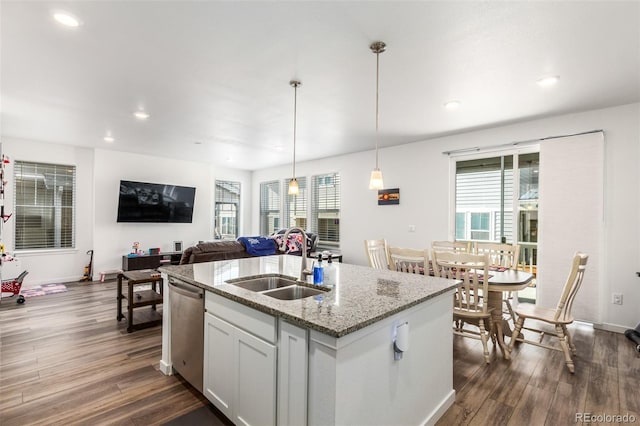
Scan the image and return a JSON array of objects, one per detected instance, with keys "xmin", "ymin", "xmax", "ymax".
[
  {"xmin": 288, "ymin": 80, "xmax": 301, "ymax": 195},
  {"xmin": 369, "ymin": 41, "xmax": 386, "ymax": 190}
]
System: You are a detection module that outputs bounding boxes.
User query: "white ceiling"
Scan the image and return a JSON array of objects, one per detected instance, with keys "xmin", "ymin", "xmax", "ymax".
[{"xmin": 2, "ymin": 1, "xmax": 639, "ymax": 170}]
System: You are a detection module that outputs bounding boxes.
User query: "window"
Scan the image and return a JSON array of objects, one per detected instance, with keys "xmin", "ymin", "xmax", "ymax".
[
  {"xmin": 310, "ymin": 172, "xmax": 340, "ymax": 247},
  {"xmin": 214, "ymin": 180, "xmax": 240, "ymax": 239},
  {"xmin": 259, "ymin": 180, "xmax": 280, "ymax": 236},
  {"xmin": 284, "ymin": 177, "xmax": 307, "ymax": 229},
  {"xmin": 14, "ymin": 161, "xmax": 76, "ymax": 250},
  {"xmin": 455, "ymin": 156, "xmax": 514, "ymax": 242}
]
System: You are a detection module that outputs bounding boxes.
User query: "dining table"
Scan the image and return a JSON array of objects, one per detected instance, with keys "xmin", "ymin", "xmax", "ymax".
[{"xmin": 485, "ymin": 269, "xmax": 534, "ymax": 359}]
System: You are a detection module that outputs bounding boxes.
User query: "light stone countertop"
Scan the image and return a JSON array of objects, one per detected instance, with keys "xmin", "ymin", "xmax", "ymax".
[{"xmin": 159, "ymin": 255, "xmax": 459, "ymax": 338}]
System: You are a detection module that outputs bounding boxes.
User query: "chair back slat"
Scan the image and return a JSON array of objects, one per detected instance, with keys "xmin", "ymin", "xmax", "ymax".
[
  {"xmin": 364, "ymin": 239, "xmax": 390, "ymax": 270},
  {"xmin": 432, "ymin": 250, "xmax": 489, "ymax": 314},
  {"xmin": 554, "ymin": 252, "xmax": 589, "ymax": 322},
  {"xmin": 388, "ymin": 247, "xmax": 428, "ymax": 275},
  {"xmin": 474, "ymin": 242, "xmax": 520, "ymax": 269},
  {"xmin": 431, "ymin": 240, "xmax": 471, "ymax": 254}
]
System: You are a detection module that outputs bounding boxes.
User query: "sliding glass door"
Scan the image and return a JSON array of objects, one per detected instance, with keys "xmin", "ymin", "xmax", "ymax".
[{"xmin": 454, "ymin": 150, "xmax": 539, "ymax": 301}]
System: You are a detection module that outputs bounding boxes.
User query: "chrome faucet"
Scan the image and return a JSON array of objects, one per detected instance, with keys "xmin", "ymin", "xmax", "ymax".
[{"xmin": 280, "ymin": 227, "xmax": 313, "ymax": 282}]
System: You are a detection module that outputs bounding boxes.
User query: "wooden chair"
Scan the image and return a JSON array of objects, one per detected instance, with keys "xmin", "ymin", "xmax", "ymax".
[
  {"xmin": 474, "ymin": 242, "xmax": 521, "ymax": 323},
  {"xmin": 364, "ymin": 239, "xmax": 390, "ymax": 270},
  {"xmin": 388, "ymin": 247, "xmax": 428, "ymax": 274},
  {"xmin": 431, "ymin": 240, "xmax": 471, "ymax": 253},
  {"xmin": 508, "ymin": 252, "xmax": 588, "ymax": 373},
  {"xmin": 432, "ymin": 250, "xmax": 493, "ymax": 364}
]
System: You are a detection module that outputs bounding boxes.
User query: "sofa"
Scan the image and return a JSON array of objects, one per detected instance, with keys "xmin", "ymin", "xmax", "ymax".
[{"xmin": 179, "ymin": 231, "xmax": 318, "ymax": 265}]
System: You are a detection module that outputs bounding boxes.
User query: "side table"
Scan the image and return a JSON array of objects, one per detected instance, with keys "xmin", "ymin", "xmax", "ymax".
[{"xmin": 117, "ymin": 270, "xmax": 163, "ymax": 333}]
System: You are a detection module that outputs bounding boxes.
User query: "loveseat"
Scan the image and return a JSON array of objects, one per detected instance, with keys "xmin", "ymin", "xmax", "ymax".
[{"xmin": 179, "ymin": 231, "xmax": 318, "ymax": 265}]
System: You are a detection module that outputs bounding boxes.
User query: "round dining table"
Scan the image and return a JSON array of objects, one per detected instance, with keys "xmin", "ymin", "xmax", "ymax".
[{"xmin": 486, "ymin": 269, "xmax": 534, "ymax": 359}]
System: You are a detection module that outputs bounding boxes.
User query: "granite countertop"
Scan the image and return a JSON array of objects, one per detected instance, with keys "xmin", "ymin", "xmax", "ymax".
[{"xmin": 159, "ymin": 255, "xmax": 459, "ymax": 338}]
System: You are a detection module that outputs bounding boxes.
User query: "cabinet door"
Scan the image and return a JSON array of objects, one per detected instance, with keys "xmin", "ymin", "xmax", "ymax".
[
  {"xmin": 235, "ymin": 328, "xmax": 277, "ymax": 426},
  {"xmin": 204, "ymin": 312, "xmax": 235, "ymax": 420},
  {"xmin": 278, "ymin": 320, "xmax": 308, "ymax": 426}
]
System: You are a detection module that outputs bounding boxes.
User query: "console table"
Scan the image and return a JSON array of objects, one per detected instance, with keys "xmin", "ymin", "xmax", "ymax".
[
  {"xmin": 117, "ymin": 270, "xmax": 163, "ymax": 333},
  {"xmin": 122, "ymin": 251, "xmax": 182, "ymax": 271}
]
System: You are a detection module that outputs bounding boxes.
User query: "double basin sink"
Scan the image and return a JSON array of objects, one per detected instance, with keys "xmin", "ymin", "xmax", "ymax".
[{"xmin": 225, "ymin": 274, "xmax": 329, "ymax": 301}]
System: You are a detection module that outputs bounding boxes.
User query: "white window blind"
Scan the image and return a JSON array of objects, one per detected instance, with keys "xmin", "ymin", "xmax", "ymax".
[
  {"xmin": 310, "ymin": 173, "xmax": 340, "ymax": 247},
  {"xmin": 284, "ymin": 177, "xmax": 307, "ymax": 230},
  {"xmin": 537, "ymin": 132, "xmax": 603, "ymax": 323},
  {"xmin": 14, "ymin": 161, "xmax": 76, "ymax": 250},
  {"xmin": 260, "ymin": 180, "xmax": 280, "ymax": 236},
  {"xmin": 214, "ymin": 180, "xmax": 240, "ymax": 239}
]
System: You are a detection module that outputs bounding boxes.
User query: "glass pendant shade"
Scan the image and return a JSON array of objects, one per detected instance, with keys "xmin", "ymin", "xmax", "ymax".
[
  {"xmin": 369, "ymin": 168, "xmax": 384, "ymax": 190},
  {"xmin": 288, "ymin": 178, "xmax": 299, "ymax": 195}
]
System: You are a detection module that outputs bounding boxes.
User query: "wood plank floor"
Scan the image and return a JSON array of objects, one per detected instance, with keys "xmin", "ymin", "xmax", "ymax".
[{"xmin": 1, "ymin": 280, "xmax": 638, "ymax": 425}]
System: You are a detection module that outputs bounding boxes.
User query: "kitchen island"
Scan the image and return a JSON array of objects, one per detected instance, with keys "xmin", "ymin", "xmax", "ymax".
[{"xmin": 159, "ymin": 255, "xmax": 459, "ymax": 426}]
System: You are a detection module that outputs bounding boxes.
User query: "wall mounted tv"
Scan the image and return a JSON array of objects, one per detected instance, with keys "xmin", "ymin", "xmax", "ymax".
[{"xmin": 117, "ymin": 180, "xmax": 196, "ymax": 223}]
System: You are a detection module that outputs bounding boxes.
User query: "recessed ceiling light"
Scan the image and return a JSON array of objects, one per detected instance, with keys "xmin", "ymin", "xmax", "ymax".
[
  {"xmin": 444, "ymin": 100, "xmax": 461, "ymax": 110},
  {"xmin": 133, "ymin": 111, "xmax": 150, "ymax": 120},
  {"xmin": 104, "ymin": 135, "xmax": 114, "ymax": 143},
  {"xmin": 53, "ymin": 12, "xmax": 81, "ymax": 27},
  {"xmin": 537, "ymin": 75, "xmax": 559, "ymax": 87}
]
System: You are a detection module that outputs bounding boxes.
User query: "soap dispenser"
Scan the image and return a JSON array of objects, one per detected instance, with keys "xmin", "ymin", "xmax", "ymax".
[
  {"xmin": 324, "ymin": 254, "xmax": 336, "ymax": 287},
  {"xmin": 313, "ymin": 254, "xmax": 324, "ymax": 285}
]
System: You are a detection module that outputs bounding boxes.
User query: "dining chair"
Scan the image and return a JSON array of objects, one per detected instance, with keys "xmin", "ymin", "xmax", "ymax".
[
  {"xmin": 364, "ymin": 239, "xmax": 390, "ymax": 270},
  {"xmin": 474, "ymin": 242, "xmax": 521, "ymax": 324},
  {"xmin": 388, "ymin": 247, "xmax": 428, "ymax": 274},
  {"xmin": 432, "ymin": 250, "xmax": 493, "ymax": 364},
  {"xmin": 507, "ymin": 252, "xmax": 588, "ymax": 373}
]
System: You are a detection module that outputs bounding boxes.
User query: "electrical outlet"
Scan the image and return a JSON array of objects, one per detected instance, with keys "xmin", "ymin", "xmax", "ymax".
[
  {"xmin": 408, "ymin": 225, "xmax": 416, "ymax": 232},
  {"xmin": 612, "ymin": 293, "xmax": 623, "ymax": 305}
]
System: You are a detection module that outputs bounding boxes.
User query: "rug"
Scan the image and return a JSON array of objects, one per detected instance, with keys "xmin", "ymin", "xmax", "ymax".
[{"xmin": 20, "ymin": 283, "xmax": 68, "ymax": 298}]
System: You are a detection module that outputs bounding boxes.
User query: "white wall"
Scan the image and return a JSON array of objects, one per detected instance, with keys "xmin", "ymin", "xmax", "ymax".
[
  {"xmin": 252, "ymin": 103, "xmax": 640, "ymax": 330},
  {"xmin": 1, "ymin": 140, "xmax": 252, "ymax": 287}
]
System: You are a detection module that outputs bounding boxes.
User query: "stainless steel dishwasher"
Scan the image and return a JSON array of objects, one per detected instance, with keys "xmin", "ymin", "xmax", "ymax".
[{"xmin": 168, "ymin": 276, "xmax": 204, "ymax": 393}]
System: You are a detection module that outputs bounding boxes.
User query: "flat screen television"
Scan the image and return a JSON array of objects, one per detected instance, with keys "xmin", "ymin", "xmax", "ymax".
[{"xmin": 117, "ymin": 180, "xmax": 196, "ymax": 223}]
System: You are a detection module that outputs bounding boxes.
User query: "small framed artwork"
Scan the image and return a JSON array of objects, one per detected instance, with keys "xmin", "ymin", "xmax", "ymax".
[
  {"xmin": 173, "ymin": 241, "xmax": 183, "ymax": 252},
  {"xmin": 378, "ymin": 188, "xmax": 400, "ymax": 205}
]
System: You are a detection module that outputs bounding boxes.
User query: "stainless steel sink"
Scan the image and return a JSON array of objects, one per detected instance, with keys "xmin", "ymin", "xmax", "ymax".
[
  {"xmin": 226, "ymin": 275, "xmax": 298, "ymax": 292},
  {"xmin": 225, "ymin": 274, "xmax": 329, "ymax": 300},
  {"xmin": 261, "ymin": 285, "xmax": 326, "ymax": 300}
]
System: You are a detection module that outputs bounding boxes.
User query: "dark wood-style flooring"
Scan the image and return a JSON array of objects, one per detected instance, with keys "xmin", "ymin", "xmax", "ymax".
[{"xmin": 1, "ymin": 280, "xmax": 638, "ymax": 425}]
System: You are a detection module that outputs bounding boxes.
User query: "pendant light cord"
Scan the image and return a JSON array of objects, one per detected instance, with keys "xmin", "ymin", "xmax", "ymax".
[
  {"xmin": 292, "ymin": 83, "xmax": 297, "ymax": 179},
  {"xmin": 375, "ymin": 49, "xmax": 380, "ymax": 169}
]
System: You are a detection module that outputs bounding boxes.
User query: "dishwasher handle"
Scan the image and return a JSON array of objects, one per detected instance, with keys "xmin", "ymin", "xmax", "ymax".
[{"xmin": 169, "ymin": 278, "xmax": 204, "ymax": 299}]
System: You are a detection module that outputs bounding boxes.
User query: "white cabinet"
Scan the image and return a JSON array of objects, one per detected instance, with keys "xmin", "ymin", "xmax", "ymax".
[{"xmin": 204, "ymin": 292, "xmax": 277, "ymax": 426}]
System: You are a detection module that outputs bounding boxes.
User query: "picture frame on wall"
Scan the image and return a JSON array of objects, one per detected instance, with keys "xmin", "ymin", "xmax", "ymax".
[
  {"xmin": 378, "ymin": 188, "xmax": 400, "ymax": 205},
  {"xmin": 173, "ymin": 241, "xmax": 183, "ymax": 252}
]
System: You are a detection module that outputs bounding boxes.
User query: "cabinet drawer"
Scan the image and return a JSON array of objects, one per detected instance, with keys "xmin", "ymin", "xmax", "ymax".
[{"xmin": 205, "ymin": 292, "xmax": 276, "ymax": 343}]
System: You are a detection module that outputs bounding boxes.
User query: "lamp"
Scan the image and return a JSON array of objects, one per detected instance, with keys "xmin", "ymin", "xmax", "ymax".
[
  {"xmin": 288, "ymin": 80, "xmax": 301, "ymax": 195},
  {"xmin": 369, "ymin": 41, "xmax": 386, "ymax": 190}
]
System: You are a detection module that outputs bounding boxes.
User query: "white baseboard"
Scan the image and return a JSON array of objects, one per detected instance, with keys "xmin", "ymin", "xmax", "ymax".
[
  {"xmin": 593, "ymin": 322, "xmax": 632, "ymax": 334},
  {"xmin": 159, "ymin": 359, "xmax": 174, "ymax": 376},
  {"xmin": 423, "ymin": 389, "xmax": 456, "ymax": 426}
]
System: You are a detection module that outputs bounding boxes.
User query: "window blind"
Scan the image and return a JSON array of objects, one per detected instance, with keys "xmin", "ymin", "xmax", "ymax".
[
  {"xmin": 14, "ymin": 161, "xmax": 76, "ymax": 250},
  {"xmin": 259, "ymin": 180, "xmax": 281, "ymax": 235},
  {"xmin": 284, "ymin": 177, "xmax": 307, "ymax": 230},
  {"xmin": 310, "ymin": 173, "xmax": 340, "ymax": 246},
  {"xmin": 537, "ymin": 132, "xmax": 603, "ymax": 323}
]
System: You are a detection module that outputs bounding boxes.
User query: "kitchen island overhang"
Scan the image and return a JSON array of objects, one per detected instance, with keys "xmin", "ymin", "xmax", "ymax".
[{"xmin": 159, "ymin": 255, "xmax": 460, "ymax": 425}]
